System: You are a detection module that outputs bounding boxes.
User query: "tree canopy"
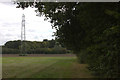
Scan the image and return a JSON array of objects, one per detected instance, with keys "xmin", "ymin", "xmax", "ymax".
[{"xmin": 3, "ymin": 39, "xmax": 68, "ymax": 54}]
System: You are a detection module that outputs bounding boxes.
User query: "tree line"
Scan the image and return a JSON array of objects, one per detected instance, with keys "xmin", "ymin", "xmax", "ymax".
[{"xmin": 2, "ymin": 39, "xmax": 69, "ymax": 54}]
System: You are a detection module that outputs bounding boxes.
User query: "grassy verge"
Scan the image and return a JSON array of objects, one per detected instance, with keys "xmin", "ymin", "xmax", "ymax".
[{"xmin": 2, "ymin": 57, "xmax": 94, "ymax": 78}]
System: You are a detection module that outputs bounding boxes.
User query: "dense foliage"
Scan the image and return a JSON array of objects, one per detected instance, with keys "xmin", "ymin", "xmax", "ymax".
[
  {"xmin": 16, "ymin": 2, "xmax": 120, "ymax": 78},
  {"xmin": 2, "ymin": 39, "xmax": 68, "ymax": 54}
]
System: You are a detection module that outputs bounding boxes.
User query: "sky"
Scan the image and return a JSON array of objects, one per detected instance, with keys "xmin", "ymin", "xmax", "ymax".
[{"xmin": 0, "ymin": 2, "xmax": 56, "ymax": 45}]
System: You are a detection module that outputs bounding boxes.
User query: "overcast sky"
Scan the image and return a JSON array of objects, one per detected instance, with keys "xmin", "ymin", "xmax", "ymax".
[{"xmin": 0, "ymin": 2, "xmax": 56, "ymax": 45}]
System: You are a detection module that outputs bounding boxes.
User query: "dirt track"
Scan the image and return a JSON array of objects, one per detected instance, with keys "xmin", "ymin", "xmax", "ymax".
[{"xmin": 2, "ymin": 54, "xmax": 76, "ymax": 57}]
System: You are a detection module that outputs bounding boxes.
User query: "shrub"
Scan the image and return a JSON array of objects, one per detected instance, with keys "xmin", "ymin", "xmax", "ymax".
[{"xmin": 2, "ymin": 48, "xmax": 19, "ymax": 54}]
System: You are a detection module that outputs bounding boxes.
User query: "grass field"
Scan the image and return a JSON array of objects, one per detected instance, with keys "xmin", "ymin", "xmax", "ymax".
[{"xmin": 2, "ymin": 56, "xmax": 94, "ymax": 78}]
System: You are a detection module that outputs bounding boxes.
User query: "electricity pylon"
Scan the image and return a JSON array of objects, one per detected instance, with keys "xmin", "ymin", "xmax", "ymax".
[{"xmin": 20, "ymin": 14, "xmax": 26, "ymax": 56}]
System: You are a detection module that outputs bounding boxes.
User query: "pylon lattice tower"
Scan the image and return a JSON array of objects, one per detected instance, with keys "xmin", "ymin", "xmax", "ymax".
[{"xmin": 21, "ymin": 14, "xmax": 26, "ymax": 55}]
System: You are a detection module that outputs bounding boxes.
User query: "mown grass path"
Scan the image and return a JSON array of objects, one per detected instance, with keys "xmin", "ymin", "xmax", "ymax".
[{"xmin": 2, "ymin": 57, "xmax": 94, "ymax": 78}]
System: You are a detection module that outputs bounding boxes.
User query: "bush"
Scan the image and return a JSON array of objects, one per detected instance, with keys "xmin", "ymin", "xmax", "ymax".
[
  {"xmin": 2, "ymin": 48, "xmax": 19, "ymax": 54},
  {"xmin": 76, "ymin": 50, "xmax": 88, "ymax": 64},
  {"xmin": 2, "ymin": 47, "xmax": 67, "ymax": 54}
]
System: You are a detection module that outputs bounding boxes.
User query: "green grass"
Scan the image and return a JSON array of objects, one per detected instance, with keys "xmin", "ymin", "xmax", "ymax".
[{"xmin": 2, "ymin": 57, "xmax": 94, "ymax": 78}]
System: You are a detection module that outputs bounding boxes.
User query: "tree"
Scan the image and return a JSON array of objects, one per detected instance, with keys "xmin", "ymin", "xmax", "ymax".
[
  {"xmin": 5, "ymin": 40, "xmax": 21, "ymax": 49},
  {"xmin": 48, "ymin": 39, "xmax": 55, "ymax": 48}
]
